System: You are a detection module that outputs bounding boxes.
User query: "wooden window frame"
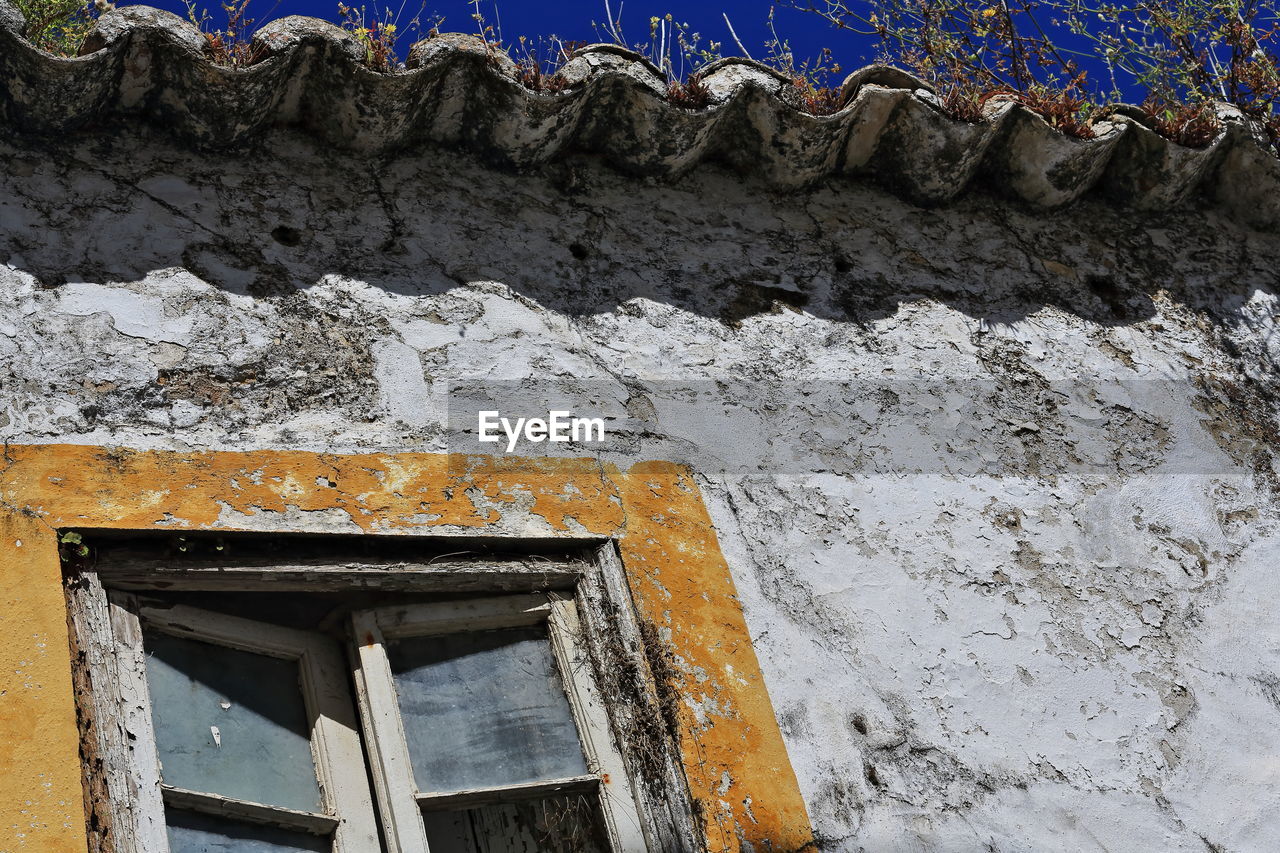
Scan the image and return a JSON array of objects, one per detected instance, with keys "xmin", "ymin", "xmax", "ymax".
[
  {"xmin": 87, "ymin": 594, "xmax": 381, "ymax": 853},
  {"xmin": 351, "ymin": 593, "xmax": 648, "ymax": 853},
  {"xmin": 66, "ymin": 540, "xmax": 701, "ymax": 853}
]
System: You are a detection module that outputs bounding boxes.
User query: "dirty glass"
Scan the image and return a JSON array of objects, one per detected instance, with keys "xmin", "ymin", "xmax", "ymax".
[
  {"xmin": 421, "ymin": 794, "xmax": 608, "ymax": 853},
  {"xmin": 166, "ymin": 809, "xmax": 329, "ymax": 853},
  {"xmin": 144, "ymin": 630, "xmax": 323, "ymax": 812},
  {"xmin": 386, "ymin": 625, "xmax": 588, "ymax": 792}
]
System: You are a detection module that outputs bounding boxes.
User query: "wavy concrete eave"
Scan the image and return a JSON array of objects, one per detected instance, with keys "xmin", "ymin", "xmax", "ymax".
[{"xmin": 1, "ymin": 2, "xmax": 1279, "ymax": 231}]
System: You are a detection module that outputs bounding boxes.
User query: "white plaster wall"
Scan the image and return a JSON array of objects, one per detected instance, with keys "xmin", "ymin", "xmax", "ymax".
[{"xmin": 3, "ymin": 129, "xmax": 1280, "ymax": 851}]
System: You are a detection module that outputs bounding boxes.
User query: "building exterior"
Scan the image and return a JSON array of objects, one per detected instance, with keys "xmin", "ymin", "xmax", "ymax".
[{"xmin": 3, "ymin": 6, "xmax": 1280, "ymax": 852}]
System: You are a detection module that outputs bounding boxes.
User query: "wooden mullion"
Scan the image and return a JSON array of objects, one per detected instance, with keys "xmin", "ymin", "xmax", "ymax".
[
  {"xmin": 161, "ymin": 786, "xmax": 338, "ymax": 835},
  {"xmin": 349, "ymin": 610, "xmax": 430, "ymax": 853},
  {"xmin": 296, "ymin": 632, "xmax": 382, "ymax": 852}
]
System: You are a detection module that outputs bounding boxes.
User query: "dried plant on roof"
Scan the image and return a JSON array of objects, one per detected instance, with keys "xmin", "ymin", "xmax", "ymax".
[
  {"xmin": 760, "ymin": 6, "xmax": 847, "ymax": 115},
  {"xmin": 788, "ymin": 0, "xmax": 1279, "ymax": 150},
  {"xmin": 15, "ymin": 0, "xmax": 103, "ymax": 54},
  {"xmin": 338, "ymin": 1, "xmax": 438, "ymax": 71},
  {"xmin": 592, "ymin": 3, "xmax": 724, "ymax": 84},
  {"xmin": 184, "ymin": 0, "xmax": 262, "ymax": 66},
  {"xmin": 14, "ymin": 0, "xmax": 1280, "ymax": 152},
  {"xmin": 787, "ymin": 0, "xmax": 1099, "ymax": 132},
  {"xmin": 511, "ymin": 35, "xmax": 584, "ymax": 93}
]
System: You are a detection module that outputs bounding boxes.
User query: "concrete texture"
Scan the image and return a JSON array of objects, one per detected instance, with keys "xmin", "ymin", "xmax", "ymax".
[
  {"xmin": 3, "ymin": 6, "xmax": 1280, "ymax": 227},
  {"xmin": 3, "ymin": 108, "xmax": 1280, "ymax": 852}
]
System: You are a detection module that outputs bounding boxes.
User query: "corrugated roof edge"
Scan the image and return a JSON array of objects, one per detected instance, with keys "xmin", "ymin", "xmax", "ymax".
[{"xmin": 2, "ymin": 3, "xmax": 1279, "ymax": 232}]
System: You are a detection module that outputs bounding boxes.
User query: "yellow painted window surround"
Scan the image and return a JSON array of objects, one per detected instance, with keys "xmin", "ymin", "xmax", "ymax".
[{"xmin": 0, "ymin": 445, "xmax": 814, "ymax": 853}]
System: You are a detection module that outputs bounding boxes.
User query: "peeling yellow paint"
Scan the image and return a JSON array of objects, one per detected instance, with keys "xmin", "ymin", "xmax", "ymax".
[
  {"xmin": 0, "ymin": 445, "xmax": 813, "ymax": 853},
  {"xmin": 0, "ymin": 510, "xmax": 84, "ymax": 853}
]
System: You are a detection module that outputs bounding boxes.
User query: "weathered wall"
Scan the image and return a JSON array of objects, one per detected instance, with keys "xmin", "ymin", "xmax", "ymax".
[{"xmin": 3, "ymin": 123, "xmax": 1280, "ymax": 851}]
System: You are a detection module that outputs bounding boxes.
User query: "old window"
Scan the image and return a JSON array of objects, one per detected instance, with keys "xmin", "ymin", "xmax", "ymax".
[
  {"xmin": 67, "ymin": 536, "xmax": 695, "ymax": 853},
  {"xmin": 129, "ymin": 602, "xmax": 379, "ymax": 853},
  {"xmin": 353, "ymin": 595, "xmax": 644, "ymax": 853}
]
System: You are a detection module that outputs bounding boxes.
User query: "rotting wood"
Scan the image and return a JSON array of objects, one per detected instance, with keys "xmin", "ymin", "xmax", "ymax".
[
  {"xmin": 105, "ymin": 592, "xmax": 170, "ymax": 853},
  {"xmin": 548, "ymin": 597, "xmax": 649, "ymax": 853},
  {"xmin": 160, "ymin": 786, "xmax": 338, "ymax": 835},
  {"xmin": 415, "ymin": 774, "xmax": 599, "ymax": 810},
  {"xmin": 96, "ymin": 559, "xmax": 584, "ymax": 593},
  {"xmin": 65, "ymin": 540, "xmax": 705, "ymax": 852},
  {"xmin": 63, "ymin": 573, "xmax": 116, "ymax": 853},
  {"xmin": 64, "ymin": 575, "xmax": 166, "ymax": 853},
  {"xmin": 576, "ymin": 543, "xmax": 704, "ymax": 853}
]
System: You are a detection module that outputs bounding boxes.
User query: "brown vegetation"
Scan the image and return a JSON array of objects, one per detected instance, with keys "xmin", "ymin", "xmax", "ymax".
[{"xmin": 10, "ymin": 0, "xmax": 1278, "ymax": 150}]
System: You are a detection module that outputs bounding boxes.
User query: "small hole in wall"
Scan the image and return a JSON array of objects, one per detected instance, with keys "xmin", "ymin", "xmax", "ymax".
[
  {"xmin": 864, "ymin": 762, "xmax": 883, "ymax": 788},
  {"xmin": 851, "ymin": 713, "xmax": 868, "ymax": 735},
  {"xmin": 271, "ymin": 226, "xmax": 303, "ymax": 247},
  {"xmin": 1085, "ymin": 273, "xmax": 1133, "ymax": 318},
  {"xmin": 1088, "ymin": 275, "xmax": 1118, "ymax": 300},
  {"xmin": 568, "ymin": 242, "xmax": 590, "ymax": 260},
  {"xmin": 834, "ymin": 255, "xmax": 852, "ymax": 273}
]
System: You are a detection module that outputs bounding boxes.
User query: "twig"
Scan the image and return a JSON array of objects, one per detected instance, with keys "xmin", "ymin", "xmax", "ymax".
[{"xmin": 723, "ymin": 11, "xmax": 753, "ymax": 59}]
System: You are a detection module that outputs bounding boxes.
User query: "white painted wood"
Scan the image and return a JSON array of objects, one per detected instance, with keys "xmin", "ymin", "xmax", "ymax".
[
  {"xmin": 549, "ymin": 598, "xmax": 649, "ymax": 853},
  {"xmin": 133, "ymin": 602, "xmax": 381, "ymax": 853},
  {"xmin": 295, "ymin": 624, "xmax": 384, "ymax": 852},
  {"xmin": 350, "ymin": 609, "xmax": 431, "ymax": 853},
  {"xmin": 160, "ymin": 785, "xmax": 339, "ymax": 834},
  {"xmin": 137, "ymin": 602, "xmax": 324, "ymax": 659},
  {"xmin": 106, "ymin": 593, "xmax": 172, "ymax": 853},
  {"xmin": 365, "ymin": 593, "xmax": 553, "ymax": 639},
  {"xmin": 67, "ymin": 573, "xmax": 142, "ymax": 852},
  {"xmin": 415, "ymin": 774, "xmax": 599, "ymax": 810}
]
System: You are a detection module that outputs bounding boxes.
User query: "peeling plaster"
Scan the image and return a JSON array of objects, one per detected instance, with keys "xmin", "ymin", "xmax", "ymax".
[{"xmin": 2, "ymin": 123, "xmax": 1280, "ymax": 851}]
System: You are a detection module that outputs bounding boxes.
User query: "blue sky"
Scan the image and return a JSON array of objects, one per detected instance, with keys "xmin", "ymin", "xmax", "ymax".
[
  {"xmin": 145, "ymin": 0, "xmax": 1170, "ymax": 103},
  {"xmin": 163, "ymin": 0, "xmax": 886, "ymax": 75}
]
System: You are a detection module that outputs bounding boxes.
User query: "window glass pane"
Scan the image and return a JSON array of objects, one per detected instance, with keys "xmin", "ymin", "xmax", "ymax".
[
  {"xmin": 144, "ymin": 630, "xmax": 323, "ymax": 812},
  {"xmin": 387, "ymin": 625, "xmax": 588, "ymax": 792},
  {"xmin": 422, "ymin": 794, "xmax": 608, "ymax": 853},
  {"xmin": 166, "ymin": 809, "xmax": 330, "ymax": 853}
]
